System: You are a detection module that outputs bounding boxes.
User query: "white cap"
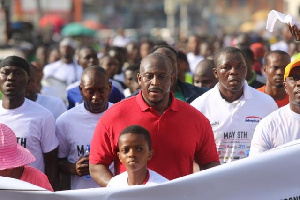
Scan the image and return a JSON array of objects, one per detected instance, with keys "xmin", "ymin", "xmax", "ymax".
[{"xmin": 60, "ymin": 38, "xmax": 76, "ymax": 49}]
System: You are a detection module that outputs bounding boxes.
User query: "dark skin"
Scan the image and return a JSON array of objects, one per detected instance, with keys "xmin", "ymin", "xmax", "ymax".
[
  {"xmin": 284, "ymin": 67, "xmax": 300, "ymax": 114},
  {"xmin": 59, "ymin": 67, "xmax": 112, "ymax": 181},
  {"xmin": 137, "ymin": 53, "xmax": 175, "ymax": 116},
  {"xmin": 263, "ymin": 52, "xmax": 290, "ymax": 101},
  {"xmin": 0, "ymin": 65, "xmax": 59, "ymax": 191},
  {"xmin": 90, "ymin": 53, "xmax": 219, "ymax": 187},
  {"xmin": 117, "ymin": 133, "xmax": 154, "ymax": 185},
  {"xmin": 60, "ymin": 45, "xmax": 75, "ymax": 64},
  {"xmin": 213, "ymin": 52, "xmax": 247, "ymax": 103}
]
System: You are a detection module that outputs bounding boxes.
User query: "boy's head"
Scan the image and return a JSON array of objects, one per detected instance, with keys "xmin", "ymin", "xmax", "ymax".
[{"xmin": 117, "ymin": 125, "xmax": 154, "ymax": 171}]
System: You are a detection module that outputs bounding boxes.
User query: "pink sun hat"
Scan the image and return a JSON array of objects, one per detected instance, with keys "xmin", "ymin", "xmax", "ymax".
[{"xmin": 0, "ymin": 123, "xmax": 35, "ymax": 170}]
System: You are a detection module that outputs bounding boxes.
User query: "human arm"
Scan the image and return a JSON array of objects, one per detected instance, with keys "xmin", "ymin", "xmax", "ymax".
[
  {"xmin": 58, "ymin": 156, "xmax": 89, "ymax": 176},
  {"xmin": 200, "ymin": 162, "xmax": 220, "ymax": 170},
  {"xmin": 89, "ymin": 163, "xmax": 113, "ymax": 187},
  {"xmin": 288, "ymin": 23, "xmax": 300, "ymax": 41},
  {"xmin": 44, "ymin": 148, "xmax": 59, "ymax": 191}
]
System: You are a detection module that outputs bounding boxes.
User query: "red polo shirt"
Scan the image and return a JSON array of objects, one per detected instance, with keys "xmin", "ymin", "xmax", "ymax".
[{"xmin": 90, "ymin": 91, "xmax": 219, "ymax": 180}]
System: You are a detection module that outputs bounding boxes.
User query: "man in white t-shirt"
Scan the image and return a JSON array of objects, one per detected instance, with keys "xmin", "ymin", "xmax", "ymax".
[
  {"xmin": 186, "ymin": 34, "xmax": 203, "ymax": 74},
  {"xmin": 0, "ymin": 56, "xmax": 59, "ymax": 190},
  {"xmin": 26, "ymin": 64, "xmax": 67, "ymax": 119},
  {"xmin": 56, "ymin": 66, "xmax": 113, "ymax": 190},
  {"xmin": 191, "ymin": 47, "xmax": 278, "ymax": 164},
  {"xmin": 42, "ymin": 38, "xmax": 82, "ymax": 102},
  {"xmin": 250, "ymin": 59, "xmax": 300, "ymax": 156}
]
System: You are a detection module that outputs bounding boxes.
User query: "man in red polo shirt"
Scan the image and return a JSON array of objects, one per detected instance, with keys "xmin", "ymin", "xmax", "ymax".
[
  {"xmin": 257, "ymin": 50, "xmax": 290, "ymax": 108},
  {"xmin": 89, "ymin": 52, "xmax": 220, "ymax": 187}
]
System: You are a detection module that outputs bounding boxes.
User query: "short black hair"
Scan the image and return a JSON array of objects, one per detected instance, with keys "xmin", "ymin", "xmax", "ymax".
[
  {"xmin": 214, "ymin": 47, "xmax": 245, "ymax": 67},
  {"xmin": 263, "ymin": 50, "xmax": 290, "ymax": 66},
  {"xmin": 125, "ymin": 65, "xmax": 139, "ymax": 72},
  {"xmin": 118, "ymin": 125, "xmax": 152, "ymax": 150}
]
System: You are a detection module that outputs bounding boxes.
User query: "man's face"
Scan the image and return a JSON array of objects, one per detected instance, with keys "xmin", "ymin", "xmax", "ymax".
[
  {"xmin": 138, "ymin": 56, "xmax": 175, "ymax": 106},
  {"xmin": 78, "ymin": 49, "xmax": 99, "ymax": 69},
  {"xmin": 187, "ymin": 36, "xmax": 200, "ymax": 54},
  {"xmin": 25, "ymin": 68, "xmax": 38, "ymax": 100},
  {"xmin": 214, "ymin": 52, "xmax": 247, "ymax": 93},
  {"xmin": 125, "ymin": 70, "xmax": 140, "ymax": 93},
  {"xmin": 117, "ymin": 133, "xmax": 153, "ymax": 172},
  {"xmin": 264, "ymin": 53, "xmax": 290, "ymax": 88},
  {"xmin": 140, "ymin": 43, "xmax": 151, "ymax": 59},
  {"xmin": 60, "ymin": 45, "xmax": 75, "ymax": 60},
  {"xmin": 79, "ymin": 72, "xmax": 112, "ymax": 113},
  {"xmin": 194, "ymin": 73, "xmax": 217, "ymax": 88},
  {"xmin": 101, "ymin": 57, "xmax": 119, "ymax": 79},
  {"xmin": 0, "ymin": 66, "xmax": 29, "ymax": 98},
  {"xmin": 284, "ymin": 66, "xmax": 300, "ymax": 106}
]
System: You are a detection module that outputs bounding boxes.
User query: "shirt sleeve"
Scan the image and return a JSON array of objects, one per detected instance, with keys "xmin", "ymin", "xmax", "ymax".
[
  {"xmin": 90, "ymin": 119, "xmax": 116, "ymax": 166},
  {"xmin": 40, "ymin": 113, "xmax": 59, "ymax": 153},
  {"xmin": 249, "ymin": 119, "xmax": 272, "ymax": 156},
  {"xmin": 56, "ymin": 118, "xmax": 69, "ymax": 159},
  {"xmin": 194, "ymin": 116, "xmax": 220, "ymax": 167}
]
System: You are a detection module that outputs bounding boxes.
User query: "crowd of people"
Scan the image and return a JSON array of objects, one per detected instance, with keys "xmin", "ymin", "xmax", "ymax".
[{"xmin": 0, "ymin": 22, "xmax": 300, "ymax": 192}]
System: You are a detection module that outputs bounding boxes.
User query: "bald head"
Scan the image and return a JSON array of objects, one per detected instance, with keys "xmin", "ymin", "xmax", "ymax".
[
  {"xmin": 81, "ymin": 66, "xmax": 107, "ymax": 83},
  {"xmin": 194, "ymin": 59, "xmax": 218, "ymax": 88},
  {"xmin": 140, "ymin": 52, "xmax": 173, "ymax": 74}
]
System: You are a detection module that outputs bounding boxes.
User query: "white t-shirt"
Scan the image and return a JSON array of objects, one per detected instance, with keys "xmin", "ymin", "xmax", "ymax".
[
  {"xmin": 250, "ymin": 104, "xmax": 300, "ymax": 156},
  {"xmin": 56, "ymin": 103, "xmax": 113, "ymax": 190},
  {"xmin": 191, "ymin": 82, "xmax": 278, "ymax": 164},
  {"xmin": 36, "ymin": 94, "xmax": 67, "ymax": 119},
  {"xmin": 107, "ymin": 169, "xmax": 168, "ymax": 187},
  {"xmin": 0, "ymin": 98, "xmax": 58, "ymax": 172},
  {"xmin": 187, "ymin": 52, "xmax": 203, "ymax": 74},
  {"xmin": 43, "ymin": 60, "xmax": 82, "ymax": 85}
]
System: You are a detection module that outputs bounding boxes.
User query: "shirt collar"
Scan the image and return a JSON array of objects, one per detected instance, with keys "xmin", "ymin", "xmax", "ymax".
[
  {"xmin": 214, "ymin": 80, "xmax": 252, "ymax": 101},
  {"xmin": 136, "ymin": 90, "xmax": 179, "ymax": 112}
]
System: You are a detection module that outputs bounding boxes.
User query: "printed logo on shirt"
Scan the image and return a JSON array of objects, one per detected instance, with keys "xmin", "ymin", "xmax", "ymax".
[
  {"xmin": 210, "ymin": 121, "xmax": 219, "ymax": 127},
  {"xmin": 237, "ymin": 151, "xmax": 245, "ymax": 155},
  {"xmin": 77, "ymin": 145, "xmax": 85, "ymax": 157},
  {"xmin": 281, "ymin": 195, "xmax": 300, "ymax": 200},
  {"xmin": 245, "ymin": 116, "xmax": 261, "ymax": 123},
  {"xmin": 16, "ymin": 137, "xmax": 27, "ymax": 148}
]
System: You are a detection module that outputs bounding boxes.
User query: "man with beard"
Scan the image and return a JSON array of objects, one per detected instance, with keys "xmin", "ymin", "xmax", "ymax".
[
  {"xmin": 89, "ymin": 52, "xmax": 219, "ymax": 187},
  {"xmin": 257, "ymin": 51, "xmax": 291, "ymax": 107},
  {"xmin": 191, "ymin": 47, "xmax": 277, "ymax": 164},
  {"xmin": 250, "ymin": 59, "xmax": 300, "ymax": 155}
]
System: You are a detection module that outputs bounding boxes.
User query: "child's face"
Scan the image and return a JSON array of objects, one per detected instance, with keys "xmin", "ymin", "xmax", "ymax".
[{"xmin": 118, "ymin": 133, "xmax": 153, "ymax": 172}]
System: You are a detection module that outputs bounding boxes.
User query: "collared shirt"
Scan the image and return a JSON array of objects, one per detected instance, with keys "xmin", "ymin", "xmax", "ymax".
[
  {"xmin": 90, "ymin": 91, "xmax": 219, "ymax": 180},
  {"xmin": 191, "ymin": 81, "xmax": 278, "ymax": 164}
]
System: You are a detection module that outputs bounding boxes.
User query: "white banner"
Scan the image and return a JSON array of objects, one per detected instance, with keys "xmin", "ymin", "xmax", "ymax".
[{"xmin": 1, "ymin": 140, "xmax": 300, "ymax": 200}]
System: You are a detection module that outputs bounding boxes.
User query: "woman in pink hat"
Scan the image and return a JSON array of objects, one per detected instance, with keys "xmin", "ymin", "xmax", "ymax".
[{"xmin": 0, "ymin": 123, "xmax": 53, "ymax": 191}]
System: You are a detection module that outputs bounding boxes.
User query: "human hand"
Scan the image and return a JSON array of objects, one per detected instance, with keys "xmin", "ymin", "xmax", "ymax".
[
  {"xmin": 75, "ymin": 156, "xmax": 90, "ymax": 176},
  {"xmin": 288, "ymin": 23, "xmax": 300, "ymax": 41}
]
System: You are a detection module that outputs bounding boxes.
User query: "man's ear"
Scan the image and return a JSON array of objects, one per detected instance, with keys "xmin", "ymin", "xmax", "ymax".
[
  {"xmin": 283, "ymin": 81, "xmax": 288, "ymax": 94},
  {"xmin": 79, "ymin": 84, "xmax": 83, "ymax": 95},
  {"xmin": 117, "ymin": 152, "xmax": 123, "ymax": 164},
  {"xmin": 262, "ymin": 65, "xmax": 267, "ymax": 74},
  {"xmin": 137, "ymin": 73, "xmax": 142, "ymax": 86},
  {"xmin": 148, "ymin": 149, "xmax": 154, "ymax": 161},
  {"xmin": 170, "ymin": 72, "xmax": 176, "ymax": 85},
  {"xmin": 213, "ymin": 68, "xmax": 219, "ymax": 79}
]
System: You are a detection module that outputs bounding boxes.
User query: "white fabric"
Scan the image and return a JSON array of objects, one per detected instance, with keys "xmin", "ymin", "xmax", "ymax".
[
  {"xmin": 270, "ymin": 40, "xmax": 289, "ymax": 53},
  {"xmin": 43, "ymin": 60, "xmax": 82, "ymax": 86},
  {"xmin": 107, "ymin": 169, "xmax": 168, "ymax": 187},
  {"xmin": 191, "ymin": 82, "xmax": 278, "ymax": 164},
  {"xmin": 0, "ymin": 99, "xmax": 58, "ymax": 172},
  {"xmin": 187, "ymin": 52, "xmax": 203, "ymax": 74},
  {"xmin": 2, "ymin": 140, "xmax": 300, "ymax": 199},
  {"xmin": 123, "ymin": 88, "xmax": 132, "ymax": 97},
  {"xmin": 111, "ymin": 35, "xmax": 130, "ymax": 47},
  {"xmin": 56, "ymin": 103, "xmax": 113, "ymax": 189},
  {"xmin": 250, "ymin": 104, "xmax": 300, "ymax": 156},
  {"xmin": 266, "ymin": 10, "xmax": 298, "ymax": 32},
  {"xmin": 36, "ymin": 94, "xmax": 67, "ymax": 119}
]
